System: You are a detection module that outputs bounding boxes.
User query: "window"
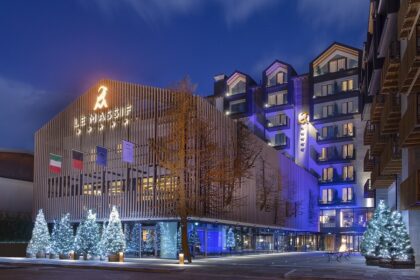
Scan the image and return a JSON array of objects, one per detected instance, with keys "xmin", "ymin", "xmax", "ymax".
[
  {"xmin": 342, "ymin": 144, "xmax": 354, "ymax": 158},
  {"xmin": 342, "ymin": 187, "xmax": 353, "ymax": 202},
  {"xmin": 322, "ymin": 188, "xmax": 334, "ymax": 203},
  {"xmin": 322, "ymin": 167, "xmax": 334, "ymax": 181},
  {"xmin": 320, "ymin": 210, "xmax": 336, "ymax": 227},
  {"xmin": 342, "ymin": 165, "xmax": 354, "ymax": 180},
  {"xmin": 229, "ymin": 99, "xmax": 246, "ymax": 113},
  {"xmin": 274, "ymin": 133, "xmax": 287, "ymax": 146},
  {"xmin": 329, "ymin": 58, "xmax": 346, "ymax": 73},
  {"xmin": 340, "ymin": 209, "xmax": 354, "ymax": 228},
  {"xmin": 341, "ymin": 79, "xmax": 354, "ymax": 91},
  {"xmin": 268, "ymin": 113, "xmax": 288, "ymax": 127},
  {"xmin": 341, "ymin": 101, "xmax": 353, "ymax": 114},
  {"xmin": 343, "ymin": 123, "xmax": 354, "ymax": 136},
  {"xmin": 322, "ymin": 105, "xmax": 335, "ymax": 118},
  {"xmin": 321, "ymin": 126, "xmax": 336, "ymax": 139},
  {"xmin": 267, "ymin": 91, "xmax": 287, "ymax": 106},
  {"xmin": 229, "ymin": 79, "xmax": 246, "ymax": 95},
  {"xmin": 267, "ymin": 71, "xmax": 286, "ymax": 87},
  {"xmin": 321, "ymin": 84, "xmax": 334, "ymax": 96},
  {"xmin": 319, "ymin": 147, "xmax": 328, "ymax": 161}
]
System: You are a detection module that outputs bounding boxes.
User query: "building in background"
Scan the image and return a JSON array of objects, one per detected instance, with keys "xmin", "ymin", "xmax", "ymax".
[
  {"xmin": 361, "ymin": 0, "xmax": 420, "ymax": 264},
  {"xmin": 34, "ymin": 80, "xmax": 320, "ymax": 258},
  {"xmin": 210, "ymin": 43, "xmax": 374, "ymax": 251}
]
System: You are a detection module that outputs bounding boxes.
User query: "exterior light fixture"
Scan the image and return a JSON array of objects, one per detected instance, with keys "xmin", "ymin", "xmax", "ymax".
[
  {"xmin": 225, "ymin": 93, "xmax": 231, "ymax": 97},
  {"xmin": 267, "ymin": 122, "xmax": 273, "ymax": 127},
  {"xmin": 99, "ymin": 124, "xmax": 104, "ymax": 131},
  {"xmin": 225, "ymin": 111, "xmax": 231, "ymax": 115},
  {"xmin": 264, "ymin": 103, "xmax": 269, "ymax": 108},
  {"xmin": 268, "ymin": 142, "xmax": 273, "ymax": 147}
]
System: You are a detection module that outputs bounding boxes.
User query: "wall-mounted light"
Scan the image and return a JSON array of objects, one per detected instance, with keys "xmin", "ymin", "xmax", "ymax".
[
  {"xmin": 267, "ymin": 122, "xmax": 273, "ymax": 127},
  {"xmin": 268, "ymin": 142, "xmax": 273, "ymax": 147},
  {"xmin": 264, "ymin": 103, "xmax": 270, "ymax": 108},
  {"xmin": 225, "ymin": 111, "xmax": 231, "ymax": 115}
]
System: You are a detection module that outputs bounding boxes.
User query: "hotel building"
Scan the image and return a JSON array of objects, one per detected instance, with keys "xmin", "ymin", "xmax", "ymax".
[
  {"xmin": 34, "ymin": 80, "xmax": 320, "ymax": 258},
  {"xmin": 361, "ymin": 0, "xmax": 420, "ymax": 264},
  {"xmin": 211, "ymin": 42, "xmax": 374, "ymax": 251}
]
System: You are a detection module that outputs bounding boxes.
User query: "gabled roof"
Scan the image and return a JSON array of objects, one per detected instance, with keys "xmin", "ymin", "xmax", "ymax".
[
  {"xmin": 263, "ymin": 60, "xmax": 297, "ymax": 77},
  {"xmin": 226, "ymin": 70, "xmax": 255, "ymax": 85},
  {"xmin": 311, "ymin": 42, "xmax": 361, "ymax": 68}
]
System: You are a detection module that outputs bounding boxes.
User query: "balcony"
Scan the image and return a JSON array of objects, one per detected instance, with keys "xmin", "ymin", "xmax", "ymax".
[
  {"xmin": 371, "ymin": 164, "xmax": 394, "ymax": 189},
  {"xmin": 270, "ymin": 137, "xmax": 290, "ymax": 150},
  {"xmin": 381, "ymin": 42, "xmax": 400, "ymax": 94},
  {"xmin": 400, "ymin": 93, "xmax": 420, "ymax": 147},
  {"xmin": 364, "ymin": 149, "xmax": 374, "ymax": 172},
  {"xmin": 364, "ymin": 179, "xmax": 375, "ymax": 199},
  {"xmin": 316, "ymin": 149, "xmax": 355, "ymax": 165},
  {"xmin": 379, "ymin": 94, "xmax": 401, "ymax": 134},
  {"xmin": 319, "ymin": 172, "xmax": 356, "ymax": 186},
  {"xmin": 399, "ymin": 25, "xmax": 420, "ymax": 94},
  {"xmin": 379, "ymin": 137, "xmax": 402, "ymax": 175},
  {"xmin": 400, "ymin": 169, "xmax": 420, "ymax": 210},
  {"xmin": 370, "ymin": 126, "xmax": 388, "ymax": 156},
  {"xmin": 316, "ymin": 131, "xmax": 355, "ymax": 144},
  {"xmin": 319, "ymin": 197, "xmax": 355, "ymax": 206},
  {"xmin": 398, "ymin": 0, "xmax": 420, "ymax": 39},
  {"xmin": 363, "ymin": 120, "xmax": 375, "ymax": 145},
  {"xmin": 370, "ymin": 94, "xmax": 385, "ymax": 123}
]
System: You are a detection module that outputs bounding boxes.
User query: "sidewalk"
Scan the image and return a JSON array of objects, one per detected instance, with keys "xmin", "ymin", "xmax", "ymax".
[{"xmin": 0, "ymin": 257, "xmax": 186, "ymax": 273}]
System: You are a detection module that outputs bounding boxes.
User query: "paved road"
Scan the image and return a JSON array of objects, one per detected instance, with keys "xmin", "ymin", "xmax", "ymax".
[{"xmin": 0, "ymin": 252, "xmax": 419, "ymax": 280}]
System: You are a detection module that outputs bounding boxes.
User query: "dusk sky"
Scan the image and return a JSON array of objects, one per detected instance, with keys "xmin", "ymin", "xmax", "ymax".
[{"xmin": 0, "ymin": 0, "xmax": 369, "ymax": 152}]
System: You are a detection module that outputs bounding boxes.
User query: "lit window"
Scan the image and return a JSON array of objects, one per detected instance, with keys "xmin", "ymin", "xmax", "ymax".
[
  {"xmin": 342, "ymin": 187, "xmax": 353, "ymax": 202},
  {"xmin": 229, "ymin": 79, "xmax": 246, "ymax": 95},
  {"xmin": 268, "ymin": 113, "xmax": 288, "ymax": 126},
  {"xmin": 341, "ymin": 101, "xmax": 353, "ymax": 114},
  {"xmin": 267, "ymin": 91, "xmax": 288, "ymax": 106},
  {"xmin": 322, "ymin": 167, "xmax": 334, "ymax": 181},
  {"xmin": 343, "ymin": 123, "xmax": 354, "ymax": 136},
  {"xmin": 342, "ymin": 144, "xmax": 354, "ymax": 158},
  {"xmin": 322, "ymin": 188, "xmax": 334, "ymax": 202},
  {"xmin": 342, "ymin": 165, "xmax": 354, "ymax": 180}
]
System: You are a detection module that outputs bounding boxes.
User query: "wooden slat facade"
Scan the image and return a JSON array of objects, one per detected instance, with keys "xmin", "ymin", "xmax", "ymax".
[{"xmin": 34, "ymin": 80, "xmax": 319, "ymax": 232}]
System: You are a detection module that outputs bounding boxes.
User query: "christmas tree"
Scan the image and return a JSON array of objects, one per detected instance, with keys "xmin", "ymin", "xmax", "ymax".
[
  {"xmin": 74, "ymin": 210, "xmax": 100, "ymax": 258},
  {"xmin": 127, "ymin": 223, "xmax": 141, "ymax": 256},
  {"xmin": 124, "ymin": 224, "xmax": 131, "ymax": 254},
  {"xmin": 158, "ymin": 222, "xmax": 177, "ymax": 258},
  {"xmin": 98, "ymin": 222, "xmax": 107, "ymax": 259},
  {"xmin": 27, "ymin": 209, "xmax": 51, "ymax": 256},
  {"xmin": 226, "ymin": 228, "xmax": 236, "ymax": 250},
  {"xmin": 50, "ymin": 220, "xmax": 59, "ymax": 256},
  {"xmin": 360, "ymin": 200, "xmax": 391, "ymax": 258},
  {"xmin": 188, "ymin": 226, "xmax": 201, "ymax": 247},
  {"xmin": 176, "ymin": 226, "xmax": 182, "ymax": 253},
  {"xmin": 388, "ymin": 211, "xmax": 414, "ymax": 261},
  {"xmin": 103, "ymin": 206, "xmax": 126, "ymax": 255},
  {"xmin": 54, "ymin": 213, "xmax": 74, "ymax": 257}
]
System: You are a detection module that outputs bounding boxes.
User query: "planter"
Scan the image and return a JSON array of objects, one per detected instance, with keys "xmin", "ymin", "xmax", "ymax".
[
  {"xmin": 36, "ymin": 252, "xmax": 46, "ymax": 259},
  {"xmin": 365, "ymin": 256, "xmax": 381, "ymax": 266},
  {"xmin": 59, "ymin": 254, "xmax": 70, "ymax": 260},
  {"xmin": 108, "ymin": 254, "xmax": 119, "ymax": 262},
  {"xmin": 379, "ymin": 258, "xmax": 416, "ymax": 269}
]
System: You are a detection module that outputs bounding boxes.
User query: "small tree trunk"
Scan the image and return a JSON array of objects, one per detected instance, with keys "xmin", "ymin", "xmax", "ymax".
[{"xmin": 180, "ymin": 216, "xmax": 191, "ymax": 263}]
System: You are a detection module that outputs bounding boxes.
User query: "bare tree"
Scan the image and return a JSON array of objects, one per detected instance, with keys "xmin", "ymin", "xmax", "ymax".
[{"xmin": 149, "ymin": 78, "xmax": 261, "ymax": 262}]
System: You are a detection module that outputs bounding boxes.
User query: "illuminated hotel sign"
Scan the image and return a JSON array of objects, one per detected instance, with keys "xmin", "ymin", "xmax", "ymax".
[
  {"xmin": 298, "ymin": 112, "xmax": 309, "ymax": 124},
  {"xmin": 74, "ymin": 85, "xmax": 132, "ymax": 135}
]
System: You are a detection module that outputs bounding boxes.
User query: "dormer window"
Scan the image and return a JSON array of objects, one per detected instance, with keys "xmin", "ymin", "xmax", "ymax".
[
  {"xmin": 329, "ymin": 57, "xmax": 346, "ymax": 73},
  {"xmin": 228, "ymin": 79, "xmax": 246, "ymax": 95},
  {"xmin": 267, "ymin": 71, "xmax": 286, "ymax": 87}
]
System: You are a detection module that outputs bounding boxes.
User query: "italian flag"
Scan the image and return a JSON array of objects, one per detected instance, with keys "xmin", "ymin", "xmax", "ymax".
[{"xmin": 49, "ymin": 153, "xmax": 62, "ymax": 174}]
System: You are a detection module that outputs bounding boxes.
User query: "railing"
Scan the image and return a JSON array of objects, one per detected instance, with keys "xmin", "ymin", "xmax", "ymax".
[
  {"xmin": 380, "ymin": 94, "xmax": 401, "ymax": 133},
  {"xmin": 370, "ymin": 94, "xmax": 385, "ymax": 122},
  {"xmin": 399, "ymin": 93, "xmax": 420, "ymax": 147},
  {"xmin": 317, "ymin": 149, "xmax": 355, "ymax": 164},
  {"xmin": 364, "ymin": 149, "xmax": 374, "ymax": 172},
  {"xmin": 399, "ymin": 24, "xmax": 420, "ymax": 93},
  {"xmin": 400, "ymin": 169, "xmax": 420, "ymax": 210},
  {"xmin": 379, "ymin": 136, "xmax": 402, "ymax": 175},
  {"xmin": 381, "ymin": 41, "xmax": 400, "ymax": 93},
  {"xmin": 317, "ymin": 131, "xmax": 355, "ymax": 142},
  {"xmin": 319, "ymin": 172, "xmax": 356, "ymax": 185},
  {"xmin": 364, "ymin": 120, "xmax": 375, "ymax": 145},
  {"xmin": 398, "ymin": 0, "xmax": 420, "ymax": 39},
  {"xmin": 364, "ymin": 179, "xmax": 375, "ymax": 198}
]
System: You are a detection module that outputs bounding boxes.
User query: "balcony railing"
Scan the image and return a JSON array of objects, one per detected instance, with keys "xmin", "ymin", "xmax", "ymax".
[
  {"xmin": 316, "ymin": 131, "xmax": 355, "ymax": 143},
  {"xmin": 380, "ymin": 94, "xmax": 401, "ymax": 134},
  {"xmin": 398, "ymin": 0, "xmax": 420, "ymax": 39},
  {"xmin": 399, "ymin": 24, "xmax": 420, "ymax": 94},
  {"xmin": 370, "ymin": 125, "xmax": 388, "ymax": 156},
  {"xmin": 371, "ymin": 163, "xmax": 395, "ymax": 189},
  {"xmin": 364, "ymin": 120, "xmax": 375, "ymax": 145},
  {"xmin": 319, "ymin": 172, "xmax": 356, "ymax": 185},
  {"xmin": 370, "ymin": 94, "xmax": 385, "ymax": 123},
  {"xmin": 319, "ymin": 197, "xmax": 355, "ymax": 206},
  {"xmin": 400, "ymin": 93, "xmax": 420, "ymax": 147},
  {"xmin": 381, "ymin": 41, "xmax": 400, "ymax": 94},
  {"xmin": 364, "ymin": 179, "xmax": 375, "ymax": 199},
  {"xmin": 316, "ymin": 150, "xmax": 355, "ymax": 164},
  {"xmin": 364, "ymin": 149, "xmax": 374, "ymax": 172},
  {"xmin": 400, "ymin": 169, "xmax": 420, "ymax": 210},
  {"xmin": 379, "ymin": 136, "xmax": 402, "ymax": 175}
]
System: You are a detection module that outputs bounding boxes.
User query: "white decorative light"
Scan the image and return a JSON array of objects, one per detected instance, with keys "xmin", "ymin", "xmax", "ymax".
[
  {"xmin": 264, "ymin": 103, "xmax": 269, "ymax": 108},
  {"xmin": 225, "ymin": 111, "xmax": 231, "ymax": 115}
]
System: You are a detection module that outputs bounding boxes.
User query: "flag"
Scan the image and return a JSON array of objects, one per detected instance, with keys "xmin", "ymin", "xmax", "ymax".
[
  {"xmin": 122, "ymin": 140, "xmax": 134, "ymax": 163},
  {"xmin": 96, "ymin": 146, "xmax": 107, "ymax": 166},
  {"xmin": 72, "ymin": 150, "xmax": 83, "ymax": 170},
  {"xmin": 49, "ymin": 153, "xmax": 62, "ymax": 174}
]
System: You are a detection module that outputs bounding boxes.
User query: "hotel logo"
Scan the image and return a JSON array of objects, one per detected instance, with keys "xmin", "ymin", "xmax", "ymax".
[{"xmin": 94, "ymin": 86, "xmax": 109, "ymax": 110}]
